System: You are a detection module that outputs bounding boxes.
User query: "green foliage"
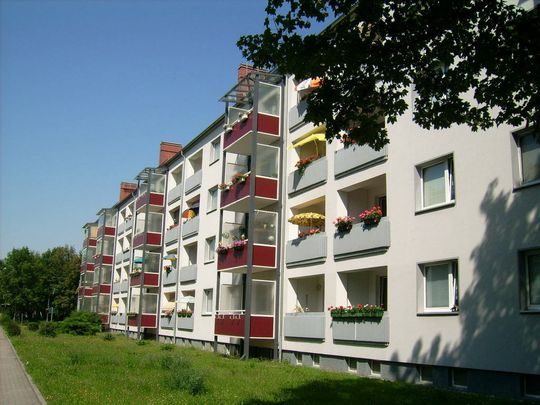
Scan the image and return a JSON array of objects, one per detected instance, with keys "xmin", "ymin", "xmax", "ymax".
[
  {"xmin": 4, "ymin": 320, "xmax": 21, "ymax": 336},
  {"xmin": 136, "ymin": 339, "xmax": 147, "ymax": 346},
  {"xmin": 102, "ymin": 333, "xmax": 115, "ymax": 341},
  {"xmin": 0, "ymin": 313, "xmax": 10, "ymax": 326},
  {"xmin": 27, "ymin": 322, "xmax": 39, "ymax": 331},
  {"xmin": 160, "ymin": 343, "xmax": 174, "ymax": 351},
  {"xmin": 60, "ymin": 311, "xmax": 101, "ymax": 336},
  {"xmin": 238, "ymin": 0, "xmax": 540, "ymax": 149},
  {"xmin": 38, "ymin": 321, "xmax": 58, "ymax": 337},
  {"xmin": 0, "ymin": 246, "xmax": 80, "ymax": 322},
  {"xmin": 166, "ymin": 367, "xmax": 206, "ymax": 395}
]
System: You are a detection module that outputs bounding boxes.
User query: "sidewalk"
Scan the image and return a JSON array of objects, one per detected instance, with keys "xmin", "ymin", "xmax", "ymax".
[{"xmin": 0, "ymin": 327, "xmax": 46, "ymax": 405}]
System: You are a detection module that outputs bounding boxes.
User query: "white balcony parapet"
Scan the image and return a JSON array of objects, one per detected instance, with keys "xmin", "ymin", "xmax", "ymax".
[
  {"xmin": 284, "ymin": 312, "xmax": 325, "ymax": 339},
  {"xmin": 184, "ymin": 170, "xmax": 202, "ymax": 195},
  {"xmin": 334, "ymin": 145, "xmax": 387, "ymax": 178},
  {"xmin": 164, "ymin": 227, "xmax": 179, "ymax": 245},
  {"xmin": 179, "ymin": 264, "xmax": 197, "ymax": 283},
  {"xmin": 168, "ymin": 183, "xmax": 182, "ymax": 205},
  {"xmin": 332, "ymin": 313, "xmax": 389, "ymax": 344},
  {"xmin": 286, "ymin": 232, "xmax": 327, "ymax": 267},
  {"xmin": 288, "ymin": 157, "xmax": 327, "ymax": 195},
  {"xmin": 181, "ymin": 217, "xmax": 199, "ymax": 239},
  {"xmin": 333, "ymin": 218, "xmax": 390, "ymax": 260}
]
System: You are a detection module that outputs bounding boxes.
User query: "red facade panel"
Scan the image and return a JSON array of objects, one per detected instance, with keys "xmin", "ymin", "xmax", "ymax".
[
  {"xmin": 217, "ymin": 244, "xmax": 276, "ymax": 271},
  {"xmin": 132, "ymin": 232, "xmax": 161, "ymax": 249},
  {"xmin": 100, "ymin": 314, "xmax": 109, "ymax": 324},
  {"xmin": 136, "ymin": 192, "xmax": 164, "ymax": 210},
  {"xmin": 130, "ymin": 273, "xmax": 159, "ymax": 287},
  {"xmin": 224, "ymin": 114, "xmax": 253, "ymax": 149},
  {"xmin": 221, "ymin": 176, "xmax": 250, "ymax": 208},
  {"xmin": 105, "ymin": 227, "xmax": 115, "ymax": 237},
  {"xmin": 100, "ymin": 284, "xmax": 111, "ymax": 294},
  {"xmin": 214, "ymin": 315, "xmax": 273, "ymax": 338},
  {"xmin": 255, "ymin": 177, "xmax": 278, "ymax": 199},
  {"xmin": 95, "ymin": 254, "xmax": 113, "ymax": 266},
  {"xmin": 257, "ymin": 113, "xmax": 279, "ymax": 136},
  {"xmin": 128, "ymin": 314, "xmax": 157, "ymax": 328}
]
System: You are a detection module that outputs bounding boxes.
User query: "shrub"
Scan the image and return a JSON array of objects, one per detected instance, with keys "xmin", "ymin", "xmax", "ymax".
[
  {"xmin": 102, "ymin": 333, "xmax": 115, "ymax": 341},
  {"xmin": 27, "ymin": 322, "xmax": 39, "ymax": 331},
  {"xmin": 166, "ymin": 367, "xmax": 206, "ymax": 395},
  {"xmin": 0, "ymin": 313, "xmax": 10, "ymax": 327},
  {"xmin": 136, "ymin": 340, "xmax": 147, "ymax": 346},
  {"xmin": 38, "ymin": 321, "xmax": 58, "ymax": 337},
  {"xmin": 60, "ymin": 311, "xmax": 101, "ymax": 336},
  {"xmin": 160, "ymin": 344, "xmax": 174, "ymax": 351},
  {"xmin": 5, "ymin": 320, "xmax": 21, "ymax": 337}
]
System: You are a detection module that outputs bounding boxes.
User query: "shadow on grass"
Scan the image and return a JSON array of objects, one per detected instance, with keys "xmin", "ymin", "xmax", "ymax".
[{"xmin": 241, "ymin": 376, "xmax": 510, "ymax": 405}]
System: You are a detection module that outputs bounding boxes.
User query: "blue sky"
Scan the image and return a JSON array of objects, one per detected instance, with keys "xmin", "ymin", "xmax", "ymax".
[{"xmin": 0, "ymin": 0, "xmax": 274, "ymax": 258}]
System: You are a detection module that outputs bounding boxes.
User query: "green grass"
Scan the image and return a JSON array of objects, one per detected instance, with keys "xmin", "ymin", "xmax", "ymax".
[{"xmin": 8, "ymin": 329, "xmax": 520, "ymax": 405}]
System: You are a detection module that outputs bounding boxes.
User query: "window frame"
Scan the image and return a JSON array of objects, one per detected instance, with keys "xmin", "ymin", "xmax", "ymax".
[
  {"xmin": 205, "ymin": 236, "xmax": 216, "ymax": 263},
  {"xmin": 419, "ymin": 156, "xmax": 455, "ymax": 211},
  {"xmin": 418, "ymin": 260, "xmax": 459, "ymax": 315},
  {"xmin": 516, "ymin": 131, "xmax": 540, "ymax": 187},
  {"xmin": 210, "ymin": 137, "xmax": 221, "ymax": 165},
  {"xmin": 202, "ymin": 288, "xmax": 213, "ymax": 315},
  {"xmin": 207, "ymin": 186, "xmax": 218, "ymax": 213},
  {"xmin": 522, "ymin": 249, "xmax": 540, "ymax": 312}
]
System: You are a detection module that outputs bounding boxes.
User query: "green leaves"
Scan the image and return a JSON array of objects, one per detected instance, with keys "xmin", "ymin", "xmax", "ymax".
[{"xmin": 239, "ymin": 0, "xmax": 539, "ymax": 149}]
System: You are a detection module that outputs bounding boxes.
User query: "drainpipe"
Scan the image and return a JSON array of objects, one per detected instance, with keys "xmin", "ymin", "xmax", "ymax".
[
  {"xmin": 243, "ymin": 74, "xmax": 260, "ymax": 359},
  {"xmin": 174, "ymin": 150, "xmax": 187, "ymax": 345},
  {"xmin": 156, "ymin": 170, "xmax": 168, "ymax": 342}
]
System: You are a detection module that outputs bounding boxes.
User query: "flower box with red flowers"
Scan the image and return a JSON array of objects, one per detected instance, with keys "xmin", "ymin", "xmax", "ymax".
[
  {"xmin": 359, "ymin": 206, "xmax": 383, "ymax": 227},
  {"xmin": 295, "ymin": 155, "xmax": 319, "ymax": 175},
  {"xmin": 328, "ymin": 304, "xmax": 385, "ymax": 319},
  {"xmin": 333, "ymin": 216, "xmax": 356, "ymax": 233},
  {"xmin": 298, "ymin": 228, "xmax": 321, "ymax": 238}
]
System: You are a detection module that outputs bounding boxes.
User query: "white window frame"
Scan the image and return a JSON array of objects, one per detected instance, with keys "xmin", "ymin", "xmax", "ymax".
[
  {"xmin": 419, "ymin": 156, "xmax": 455, "ymax": 210},
  {"xmin": 524, "ymin": 249, "xmax": 540, "ymax": 311},
  {"xmin": 422, "ymin": 261, "xmax": 459, "ymax": 313},
  {"xmin": 516, "ymin": 131, "xmax": 540, "ymax": 186},
  {"xmin": 202, "ymin": 288, "xmax": 213, "ymax": 315},
  {"xmin": 207, "ymin": 187, "xmax": 218, "ymax": 213},
  {"xmin": 210, "ymin": 138, "xmax": 221, "ymax": 164},
  {"xmin": 205, "ymin": 237, "xmax": 216, "ymax": 263}
]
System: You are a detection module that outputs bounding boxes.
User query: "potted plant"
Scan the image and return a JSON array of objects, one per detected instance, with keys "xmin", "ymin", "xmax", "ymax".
[
  {"xmin": 223, "ymin": 123, "xmax": 234, "ymax": 134},
  {"xmin": 162, "ymin": 308, "xmax": 174, "ymax": 318},
  {"xmin": 333, "ymin": 216, "xmax": 356, "ymax": 233},
  {"xmin": 177, "ymin": 309, "xmax": 193, "ymax": 318},
  {"xmin": 359, "ymin": 206, "xmax": 383, "ymax": 227},
  {"xmin": 216, "ymin": 243, "xmax": 229, "ymax": 255},
  {"xmin": 163, "ymin": 265, "xmax": 172, "ymax": 274},
  {"xmin": 298, "ymin": 228, "xmax": 320, "ymax": 238},
  {"xmin": 340, "ymin": 134, "xmax": 357, "ymax": 148},
  {"xmin": 231, "ymin": 172, "xmax": 248, "ymax": 185},
  {"xmin": 295, "ymin": 154, "xmax": 319, "ymax": 175},
  {"xmin": 232, "ymin": 238, "xmax": 247, "ymax": 251},
  {"xmin": 240, "ymin": 112, "xmax": 249, "ymax": 122},
  {"xmin": 218, "ymin": 183, "xmax": 231, "ymax": 191},
  {"xmin": 328, "ymin": 304, "xmax": 385, "ymax": 319}
]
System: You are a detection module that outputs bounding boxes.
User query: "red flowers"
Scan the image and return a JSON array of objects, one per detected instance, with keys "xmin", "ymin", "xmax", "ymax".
[
  {"xmin": 328, "ymin": 304, "xmax": 385, "ymax": 318},
  {"xmin": 359, "ymin": 206, "xmax": 383, "ymax": 227},
  {"xmin": 298, "ymin": 228, "xmax": 321, "ymax": 238},
  {"xmin": 295, "ymin": 155, "xmax": 319, "ymax": 174}
]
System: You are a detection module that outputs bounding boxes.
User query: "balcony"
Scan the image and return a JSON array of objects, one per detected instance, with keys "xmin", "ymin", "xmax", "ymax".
[
  {"xmin": 97, "ymin": 226, "xmax": 115, "ymax": 239},
  {"xmin": 132, "ymin": 231, "xmax": 162, "ymax": 249},
  {"xmin": 135, "ymin": 192, "xmax": 164, "ymax": 212},
  {"xmin": 117, "ymin": 222, "xmax": 125, "ymax": 236},
  {"xmin": 223, "ymin": 113, "xmax": 280, "ymax": 155},
  {"xmin": 94, "ymin": 254, "xmax": 113, "ymax": 266},
  {"xmin": 332, "ymin": 314, "xmax": 389, "ymax": 344},
  {"xmin": 288, "ymin": 157, "xmax": 327, "ymax": 195},
  {"xmin": 122, "ymin": 251, "xmax": 131, "ymax": 262},
  {"xmin": 184, "ymin": 170, "xmax": 202, "ymax": 195},
  {"xmin": 179, "ymin": 264, "xmax": 197, "ymax": 283},
  {"xmin": 168, "ymin": 183, "xmax": 183, "ymax": 205},
  {"xmin": 80, "ymin": 263, "xmax": 95, "ymax": 272},
  {"xmin": 220, "ymin": 175, "xmax": 278, "ymax": 212},
  {"xmin": 217, "ymin": 244, "xmax": 276, "ymax": 271},
  {"xmin": 286, "ymin": 233, "xmax": 327, "ymax": 267},
  {"xmin": 125, "ymin": 218, "xmax": 133, "ymax": 231},
  {"xmin": 83, "ymin": 238, "xmax": 97, "ymax": 248},
  {"xmin": 115, "ymin": 253, "xmax": 123, "ymax": 265},
  {"xmin": 92, "ymin": 284, "xmax": 111, "ymax": 295},
  {"xmin": 120, "ymin": 280, "xmax": 128, "ymax": 292},
  {"xmin": 127, "ymin": 314, "xmax": 157, "ymax": 328},
  {"xmin": 111, "ymin": 313, "xmax": 126, "ymax": 325},
  {"xmin": 160, "ymin": 315, "xmax": 175, "ymax": 329},
  {"xmin": 214, "ymin": 314, "xmax": 273, "ymax": 338},
  {"xmin": 130, "ymin": 272, "xmax": 159, "ymax": 287},
  {"xmin": 112, "ymin": 281, "xmax": 122, "ymax": 293},
  {"xmin": 289, "ymin": 99, "xmax": 308, "ymax": 130},
  {"xmin": 333, "ymin": 218, "xmax": 390, "ymax": 260},
  {"xmin": 162, "ymin": 267, "xmax": 178, "ymax": 285},
  {"xmin": 181, "ymin": 217, "xmax": 199, "ymax": 239},
  {"xmin": 164, "ymin": 226, "xmax": 179, "ymax": 245},
  {"xmin": 335, "ymin": 145, "xmax": 387, "ymax": 178},
  {"xmin": 82, "ymin": 287, "xmax": 93, "ymax": 297},
  {"xmin": 284, "ymin": 312, "xmax": 326, "ymax": 340},
  {"xmin": 177, "ymin": 316, "xmax": 194, "ymax": 331}
]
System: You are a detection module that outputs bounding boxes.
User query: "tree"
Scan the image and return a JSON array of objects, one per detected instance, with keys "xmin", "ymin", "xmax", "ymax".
[
  {"xmin": 238, "ymin": 0, "xmax": 539, "ymax": 150},
  {"xmin": 0, "ymin": 246, "xmax": 80, "ymax": 321}
]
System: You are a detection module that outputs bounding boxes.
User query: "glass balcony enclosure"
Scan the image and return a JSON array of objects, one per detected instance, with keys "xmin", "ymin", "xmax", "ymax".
[
  {"xmin": 98, "ymin": 296, "xmax": 110, "ymax": 313},
  {"xmin": 129, "ymin": 292, "xmax": 158, "ymax": 314},
  {"xmin": 258, "ymin": 83, "xmax": 280, "ymax": 116},
  {"xmin": 132, "ymin": 251, "xmax": 160, "ymax": 273},
  {"xmin": 99, "ymin": 266, "xmax": 112, "ymax": 284},
  {"xmin": 218, "ymin": 279, "xmax": 275, "ymax": 316},
  {"xmin": 228, "ymin": 106, "xmax": 251, "ymax": 125},
  {"xmin": 221, "ymin": 212, "xmax": 247, "ymax": 245},
  {"xmin": 96, "ymin": 237, "xmax": 114, "ymax": 256},
  {"xmin": 135, "ymin": 212, "xmax": 163, "ymax": 235},
  {"xmin": 253, "ymin": 210, "xmax": 277, "ymax": 246}
]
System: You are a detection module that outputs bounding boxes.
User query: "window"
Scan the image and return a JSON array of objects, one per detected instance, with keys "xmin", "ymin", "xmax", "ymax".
[
  {"xmin": 524, "ymin": 374, "xmax": 540, "ymax": 398},
  {"xmin": 452, "ymin": 368, "xmax": 468, "ymax": 388},
  {"xmin": 418, "ymin": 156, "xmax": 455, "ymax": 210},
  {"xmin": 205, "ymin": 237, "xmax": 216, "ymax": 263},
  {"xmin": 419, "ymin": 261, "xmax": 459, "ymax": 313},
  {"xmin": 419, "ymin": 366, "xmax": 433, "ymax": 383},
  {"xmin": 521, "ymin": 249, "xmax": 540, "ymax": 312},
  {"xmin": 207, "ymin": 187, "xmax": 218, "ymax": 213},
  {"xmin": 517, "ymin": 132, "xmax": 540, "ymax": 185},
  {"xmin": 202, "ymin": 289, "xmax": 213, "ymax": 315},
  {"xmin": 210, "ymin": 138, "xmax": 221, "ymax": 164},
  {"xmin": 369, "ymin": 360, "xmax": 381, "ymax": 376}
]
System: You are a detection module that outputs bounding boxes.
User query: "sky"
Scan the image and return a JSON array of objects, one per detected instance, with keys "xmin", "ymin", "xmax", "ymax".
[{"xmin": 0, "ymin": 0, "xmax": 275, "ymax": 258}]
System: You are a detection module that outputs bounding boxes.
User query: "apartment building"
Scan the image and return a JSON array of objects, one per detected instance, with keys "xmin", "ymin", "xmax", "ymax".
[{"xmin": 78, "ymin": 65, "xmax": 540, "ymax": 399}]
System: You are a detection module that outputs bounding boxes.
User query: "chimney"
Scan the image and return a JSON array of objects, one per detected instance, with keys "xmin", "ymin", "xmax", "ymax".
[
  {"xmin": 119, "ymin": 182, "xmax": 137, "ymax": 202},
  {"xmin": 159, "ymin": 142, "xmax": 182, "ymax": 166}
]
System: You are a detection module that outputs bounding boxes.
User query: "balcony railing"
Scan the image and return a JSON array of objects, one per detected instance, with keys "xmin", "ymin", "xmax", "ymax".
[
  {"xmin": 117, "ymin": 222, "xmax": 125, "ymax": 236},
  {"xmin": 94, "ymin": 254, "xmax": 113, "ymax": 266},
  {"xmin": 220, "ymin": 175, "xmax": 278, "ymax": 212},
  {"xmin": 214, "ymin": 312, "xmax": 273, "ymax": 338},
  {"xmin": 122, "ymin": 250, "xmax": 131, "ymax": 262},
  {"xmin": 179, "ymin": 264, "xmax": 197, "ymax": 283},
  {"xmin": 334, "ymin": 145, "xmax": 387, "ymax": 178},
  {"xmin": 217, "ymin": 244, "xmax": 276, "ymax": 271},
  {"xmin": 285, "ymin": 233, "xmax": 327, "ymax": 267},
  {"xmin": 333, "ymin": 218, "xmax": 390, "ymax": 259},
  {"xmin": 129, "ymin": 272, "xmax": 159, "ymax": 287},
  {"xmin": 181, "ymin": 217, "xmax": 199, "ymax": 239},
  {"xmin": 288, "ymin": 157, "xmax": 327, "ymax": 195},
  {"xmin": 135, "ymin": 192, "xmax": 165, "ymax": 211},
  {"xmin": 177, "ymin": 316, "xmax": 194, "ymax": 331},
  {"xmin": 162, "ymin": 267, "xmax": 178, "ymax": 286},
  {"xmin": 184, "ymin": 170, "xmax": 202, "ymax": 195},
  {"xmin": 111, "ymin": 313, "xmax": 126, "ymax": 325},
  {"xmin": 332, "ymin": 313, "xmax": 389, "ymax": 344},
  {"xmin": 125, "ymin": 218, "xmax": 133, "ymax": 231},
  {"xmin": 97, "ymin": 226, "xmax": 115, "ymax": 239},
  {"xmin": 164, "ymin": 226, "xmax": 179, "ymax": 245},
  {"xmin": 115, "ymin": 253, "xmax": 123, "ymax": 265},
  {"xmin": 223, "ymin": 113, "xmax": 280, "ymax": 155},
  {"xmin": 284, "ymin": 312, "xmax": 326, "ymax": 340},
  {"xmin": 288, "ymin": 99, "xmax": 307, "ymax": 130},
  {"xmin": 160, "ymin": 315, "xmax": 175, "ymax": 329},
  {"xmin": 132, "ymin": 231, "xmax": 162, "ymax": 249},
  {"xmin": 168, "ymin": 183, "xmax": 182, "ymax": 205},
  {"xmin": 127, "ymin": 314, "xmax": 157, "ymax": 328}
]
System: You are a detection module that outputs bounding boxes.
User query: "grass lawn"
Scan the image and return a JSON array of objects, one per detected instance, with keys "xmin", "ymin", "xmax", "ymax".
[{"xmin": 9, "ymin": 329, "xmax": 521, "ymax": 405}]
